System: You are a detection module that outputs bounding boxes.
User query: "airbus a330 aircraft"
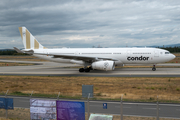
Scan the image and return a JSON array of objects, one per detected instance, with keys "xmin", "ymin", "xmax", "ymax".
[{"xmin": 15, "ymin": 27, "xmax": 175, "ymax": 72}]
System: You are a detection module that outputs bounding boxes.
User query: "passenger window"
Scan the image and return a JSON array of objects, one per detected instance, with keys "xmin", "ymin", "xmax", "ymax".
[{"xmin": 165, "ymin": 52, "xmax": 169, "ymax": 54}]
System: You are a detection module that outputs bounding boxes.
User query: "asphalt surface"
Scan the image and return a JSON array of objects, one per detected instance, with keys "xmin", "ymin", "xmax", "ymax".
[
  {"xmin": 0, "ymin": 60, "xmax": 180, "ymax": 77},
  {"xmin": 1, "ymin": 95, "xmax": 180, "ymax": 119}
]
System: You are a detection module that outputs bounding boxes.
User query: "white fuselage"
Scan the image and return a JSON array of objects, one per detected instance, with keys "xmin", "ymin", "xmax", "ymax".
[
  {"xmin": 18, "ymin": 27, "xmax": 176, "ymax": 71},
  {"xmin": 32, "ymin": 47, "xmax": 175, "ymax": 66}
]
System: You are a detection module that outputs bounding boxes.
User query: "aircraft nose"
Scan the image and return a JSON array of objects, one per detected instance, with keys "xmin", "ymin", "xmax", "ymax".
[{"xmin": 172, "ymin": 54, "xmax": 176, "ymax": 59}]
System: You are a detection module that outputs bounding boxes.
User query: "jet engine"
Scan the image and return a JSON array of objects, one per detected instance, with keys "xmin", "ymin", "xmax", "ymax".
[{"xmin": 91, "ymin": 61, "xmax": 115, "ymax": 71}]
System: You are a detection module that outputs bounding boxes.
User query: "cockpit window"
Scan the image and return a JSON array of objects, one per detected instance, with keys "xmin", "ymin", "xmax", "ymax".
[{"xmin": 165, "ymin": 52, "xmax": 170, "ymax": 54}]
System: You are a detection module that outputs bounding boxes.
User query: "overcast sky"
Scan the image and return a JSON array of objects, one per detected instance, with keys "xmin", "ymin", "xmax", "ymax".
[{"xmin": 0, "ymin": 0, "xmax": 180, "ymax": 49}]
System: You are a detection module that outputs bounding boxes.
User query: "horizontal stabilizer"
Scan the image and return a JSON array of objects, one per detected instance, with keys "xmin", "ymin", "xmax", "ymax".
[
  {"xmin": 23, "ymin": 49, "xmax": 34, "ymax": 55},
  {"xmin": 13, "ymin": 47, "xmax": 24, "ymax": 53}
]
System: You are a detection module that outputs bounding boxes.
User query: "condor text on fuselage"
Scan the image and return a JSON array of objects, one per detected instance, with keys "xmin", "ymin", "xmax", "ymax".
[
  {"xmin": 15, "ymin": 27, "xmax": 176, "ymax": 72},
  {"xmin": 127, "ymin": 56, "xmax": 149, "ymax": 61}
]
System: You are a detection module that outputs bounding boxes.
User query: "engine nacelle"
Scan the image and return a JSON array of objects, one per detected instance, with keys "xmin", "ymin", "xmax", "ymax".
[{"xmin": 91, "ymin": 61, "xmax": 115, "ymax": 71}]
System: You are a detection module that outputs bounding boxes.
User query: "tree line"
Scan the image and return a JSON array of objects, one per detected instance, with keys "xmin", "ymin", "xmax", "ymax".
[
  {"xmin": 0, "ymin": 50, "xmax": 27, "ymax": 55},
  {"xmin": 160, "ymin": 46, "xmax": 180, "ymax": 53}
]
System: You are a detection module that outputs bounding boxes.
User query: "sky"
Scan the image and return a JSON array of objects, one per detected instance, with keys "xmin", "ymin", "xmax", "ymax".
[{"xmin": 0, "ymin": 0, "xmax": 180, "ymax": 49}]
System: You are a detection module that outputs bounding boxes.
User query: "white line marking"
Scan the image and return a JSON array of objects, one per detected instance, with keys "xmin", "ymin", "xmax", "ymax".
[
  {"xmin": 115, "ymin": 106, "xmax": 131, "ymax": 108},
  {"xmin": 19, "ymin": 100, "xmax": 29, "ymax": 102},
  {"xmin": 90, "ymin": 101, "xmax": 180, "ymax": 107},
  {"xmin": 14, "ymin": 107, "xmax": 29, "ymax": 109},
  {"xmin": 143, "ymin": 108, "xmax": 160, "ymax": 110},
  {"xmin": 90, "ymin": 105, "xmax": 102, "ymax": 107},
  {"xmin": 88, "ymin": 112, "xmax": 180, "ymax": 119}
]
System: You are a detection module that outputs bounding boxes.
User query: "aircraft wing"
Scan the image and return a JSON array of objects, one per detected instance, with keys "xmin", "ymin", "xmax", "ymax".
[
  {"xmin": 53, "ymin": 54, "xmax": 119, "ymax": 61},
  {"xmin": 14, "ymin": 47, "xmax": 34, "ymax": 54},
  {"xmin": 34, "ymin": 52, "xmax": 119, "ymax": 61},
  {"xmin": 16, "ymin": 48, "xmax": 119, "ymax": 61}
]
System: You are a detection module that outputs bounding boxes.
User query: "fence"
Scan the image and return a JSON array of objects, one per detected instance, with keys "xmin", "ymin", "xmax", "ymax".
[{"xmin": 0, "ymin": 90, "xmax": 180, "ymax": 120}]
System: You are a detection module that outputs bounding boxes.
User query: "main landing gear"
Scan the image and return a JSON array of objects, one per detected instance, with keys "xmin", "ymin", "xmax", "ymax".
[
  {"xmin": 79, "ymin": 68, "xmax": 91, "ymax": 72},
  {"xmin": 152, "ymin": 65, "xmax": 156, "ymax": 71}
]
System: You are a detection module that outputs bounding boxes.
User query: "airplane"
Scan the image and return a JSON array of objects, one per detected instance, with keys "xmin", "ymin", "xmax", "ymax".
[{"xmin": 15, "ymin": 27, "xmax": 176, "ymax": 72}]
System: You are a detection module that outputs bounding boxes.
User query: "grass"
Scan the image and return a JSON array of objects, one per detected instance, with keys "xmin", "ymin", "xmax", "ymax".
[
  {"xmin": 0, "ymin": 62, "xmax": 33, "ymax": 66},
  {"xmin": 10, "ymin": 91, "xmax": 82, "ymax": 99},
  {"xmin": 0, "ymin": 55, "xmax": 48, "ymax": 61},
  {"xmin": 0, "ymin": 76, "xmax": 180, "ymax": 102},
  {"xmin": 0, "ymin": 108, "xmax": 30, "ymax": 120},
  {"xmin": 96, "ymin": 92, "xmax": 102, "ymax": 96}
]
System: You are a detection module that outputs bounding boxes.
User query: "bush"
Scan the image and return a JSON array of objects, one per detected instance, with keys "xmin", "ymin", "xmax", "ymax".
[
  {"xmin": 151, "ymin": 87, "xmax": 155, "ymax": 90},
  {"xmin": 96, "ymin": 93, "xmax": 101, "ymax": 96},
  {"xmin": 149, "ymin": 97, "xmax": 154, "ymax": 100}
]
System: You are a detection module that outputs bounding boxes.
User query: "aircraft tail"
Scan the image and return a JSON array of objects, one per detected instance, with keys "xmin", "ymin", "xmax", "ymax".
[{"xmin": 18, "ymin": 27, "xmax": 47, "ymax": 49}]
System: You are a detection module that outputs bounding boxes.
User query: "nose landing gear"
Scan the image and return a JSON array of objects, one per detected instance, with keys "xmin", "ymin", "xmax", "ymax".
[
  {"xmin": 152, "ymin": 65, "xmax": 156, "ymax": 71},
  {"xmin": 84, "ymin": 68, "xmax": 90, "ymax": 72}
]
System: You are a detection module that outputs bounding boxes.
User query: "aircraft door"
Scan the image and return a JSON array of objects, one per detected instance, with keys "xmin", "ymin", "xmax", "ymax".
[
  {"xmin": 75, "ymin": 51, "xmax": 79, "ymax": 55},
  {"xmin": 43, "ymin": 50, "xmax": 50, "ymax": 56},
  {"xmin": 127, "ymin": 50, "xmax": 131, "ymax": 57},
  {"xmin": 154, "ymin": 50, "xmax": 159, "ymax": 57},
  {"xmin": 126, "ymin": 50, "xmax": 133, "ymax": 63},
  {"xmin": 43, "ymin": 50, "xmax": 47, "ymax": 54}
]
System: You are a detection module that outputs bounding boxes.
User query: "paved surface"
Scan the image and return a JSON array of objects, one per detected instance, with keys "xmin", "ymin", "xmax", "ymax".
[
  {"xmin": 2, "ymin": 95, "xmax": 180, "ymax": 119},
  {"xmin": 0, "ymin": 61, "xmax": 180, "ymax": 76}
]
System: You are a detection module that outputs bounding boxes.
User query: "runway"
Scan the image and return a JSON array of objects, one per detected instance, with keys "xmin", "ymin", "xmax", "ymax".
[
  {"xmin": 0, "ymin": 60, "xmax": 180, "ymax": 77},
  {"xmin": 2, "ymin": 95, "xmax": 180, "ymax": 119}
]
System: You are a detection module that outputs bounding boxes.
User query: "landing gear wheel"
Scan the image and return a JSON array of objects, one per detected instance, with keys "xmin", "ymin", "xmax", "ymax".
[
  {"xmin": 79, "ymin": 68, "xmax": 84, "ymax": 72},
  {"xmin": 152, "ymin": 65, "xmax": 156, "ymax": 71},
  {"xmin": 85, "ymin": 68, "xmax": 90, "ymax": 72},
  {"xmin": 152, "ymin": 67, "xmax": 156, "ymax": 71},
  {"xmin": 89, "ymin": 67, "xmax": 93, "ymax": 70}
]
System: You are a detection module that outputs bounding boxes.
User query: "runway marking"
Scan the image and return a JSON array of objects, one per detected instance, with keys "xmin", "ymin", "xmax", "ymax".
[
  {"xmin": 90, "ymin": 105, "xmax": 102, "ymax": 107},
  {"xmin": 19, "ymin": 100, "xmax": 29, "ymax": 102},
  {"xmin": 15, "ymin": 107, "xmax": 29, "ymax": 109},
  {"xmin": 143, "ymin": 108, "xmax": 160, "ymax": 110},
  {"xmin": 90, "ymin": 101, "xmax": 180, "ymax": 107},
  {"xmin": 89, "ymin": 112, "xmax": 180, "ymax": 119},
  {"xmin": 115, "ymin": 106, "xmax": 131, "ymax": 108}
]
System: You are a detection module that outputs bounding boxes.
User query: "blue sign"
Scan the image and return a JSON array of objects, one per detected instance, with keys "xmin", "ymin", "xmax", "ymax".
[
  {"xmin": 0, "ymin": 97, "xmax": 13, "ymax": 109},
  {"xmin": 0, "ymin": 98, "xmax": 5, "ymax": 109},
  {"xmin": 56, "ymin": 101, "xmax": 85, "ymax": 120},
  {"xmin": 103, "ymin": 103, "xmax": 107, "ymax": 109}
]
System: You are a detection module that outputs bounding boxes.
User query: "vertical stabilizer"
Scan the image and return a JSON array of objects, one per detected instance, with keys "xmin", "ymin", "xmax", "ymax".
[{"xmin": 18, "ymin": 27, "xmax": 47, "ymax": 49}]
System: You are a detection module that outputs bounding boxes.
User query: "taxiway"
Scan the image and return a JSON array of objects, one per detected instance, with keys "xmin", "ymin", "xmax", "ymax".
[{"xmin": 0, "ymin": 60, "xmax": 180, "ymax": 77}]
